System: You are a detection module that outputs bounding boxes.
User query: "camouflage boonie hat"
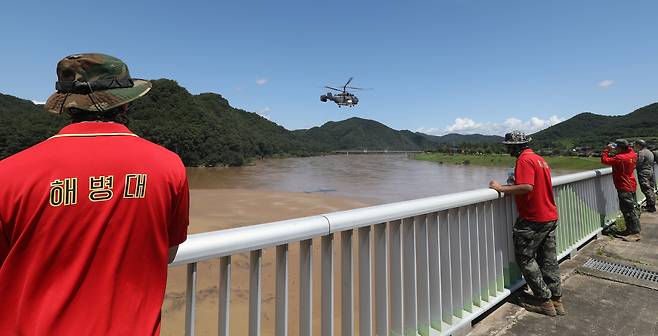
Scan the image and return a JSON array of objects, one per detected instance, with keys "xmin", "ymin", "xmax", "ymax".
[
  {"xmin": 502, "ymin": 130, "xmax": 532, "ymax": 145},
  {"xmin": 44, "ymin": 53, "xmax": 152, "ymax": 114}
]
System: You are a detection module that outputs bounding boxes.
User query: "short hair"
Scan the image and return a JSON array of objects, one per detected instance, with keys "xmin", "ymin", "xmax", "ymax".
[{"xmin": 67, "ymin": 104, "xmax": 129, "ymax": 125}]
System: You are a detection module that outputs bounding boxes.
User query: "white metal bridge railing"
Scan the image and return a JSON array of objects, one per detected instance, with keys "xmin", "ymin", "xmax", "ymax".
[{"xmin": 170, "ymin": 167, "xmax": 622, "ymax": 336}]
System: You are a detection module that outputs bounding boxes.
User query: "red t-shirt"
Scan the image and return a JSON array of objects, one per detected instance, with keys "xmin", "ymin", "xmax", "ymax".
[
  {"xmin": 0, "ymin": 122, "xmax": 189, "ymax": 335},
  {"xmin": 601, "ymin": 148, "xmax": 637, "ymax": 192},
  {"xmin": 513, "ymin": 149, "xmax": 558, "ymax": 222}
]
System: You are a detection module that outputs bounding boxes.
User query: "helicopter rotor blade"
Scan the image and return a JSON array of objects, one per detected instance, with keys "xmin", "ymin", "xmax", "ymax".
[
  {"xmin": 324, "ymin": 86, "xmax": 342, "ymax": 91},
  {"xmin": 345, "ymin": 86, "xmax": 371, "ymax": 90},
  {"xmin": 343, "ymin": 77, "xmax": 353, "ymax": 89}
]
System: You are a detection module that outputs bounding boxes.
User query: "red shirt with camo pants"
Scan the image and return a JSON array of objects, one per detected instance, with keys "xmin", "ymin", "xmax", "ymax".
[
  {"xmin": 514, "ymin": 149, "xmax": 558, "ymax": 222},
  {"xmin": 0, "ymin": 122, "xmax": 189, "ymax": 335},
  {"xmin": 601, "ymin": 147, "xmax": 637, "ymax": 192}
]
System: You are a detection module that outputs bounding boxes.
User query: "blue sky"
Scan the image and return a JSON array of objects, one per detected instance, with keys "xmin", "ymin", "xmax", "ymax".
[{"xmin": 2, "ymin": 1, "xmax": 658, "ymax": 135}]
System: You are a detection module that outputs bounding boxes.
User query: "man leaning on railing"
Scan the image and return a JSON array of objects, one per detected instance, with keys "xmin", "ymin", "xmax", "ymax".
[
  {"xmin": 601, "ymin": 139, "xmax": 641, "ymax": 242},
  {"xmin": 488, "ymin": 130, "xmax": 565, "ymax": 317},
  {"xmin": 0, "ymin": 53, "xmax": 190, "ymax": 335}
]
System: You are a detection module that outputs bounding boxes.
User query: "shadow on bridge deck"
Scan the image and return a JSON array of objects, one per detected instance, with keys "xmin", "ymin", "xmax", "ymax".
[{"xmin": 469, "ymin": 212, "xmax": 658, "ymax": 336}]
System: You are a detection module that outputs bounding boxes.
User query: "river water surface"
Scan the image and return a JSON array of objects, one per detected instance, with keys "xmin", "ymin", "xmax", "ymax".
[
  {"xmin": 165, "ymin": 154, "xmax": 576, "ymax": 336},
  {"xmin": 187, "ymin": 154, "xmax": 572, "ymax": 204}
]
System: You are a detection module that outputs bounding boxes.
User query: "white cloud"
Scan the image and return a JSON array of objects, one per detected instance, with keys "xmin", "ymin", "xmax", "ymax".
[
  {"xmin": 256, "ymin": 78, "xmax": 269, "ymax": 86},
  {"xmin": 257, "ymin": 107, "xmax": 271, "ymax": 119},
  {"xmin": 31, "ymin": 100, "xmax": 46, "ymax": 105},
  {"xmin": 445, "ymin": 117, "xmax": 482, "ymax": 132},
  {"xmin": 598, "ymin": 79, "xmax": 614, "ymax": 89},
  {"xmin": 418, "ymin": 115, "xmax": 565, "ymax": 136},
  {"xmin": 416, "ymin": 127, "xmax": 443, "ymax": 134}
]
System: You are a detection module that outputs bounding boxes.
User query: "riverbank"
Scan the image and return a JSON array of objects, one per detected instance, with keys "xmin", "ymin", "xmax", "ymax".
[{"xmin": 412, "ymin": 153, "xmax": 605, "ymax": 170}]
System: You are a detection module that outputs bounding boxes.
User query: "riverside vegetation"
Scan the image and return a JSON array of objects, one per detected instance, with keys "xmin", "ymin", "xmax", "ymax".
[
  {"xmin": 1, "ymin": 79, "xmax": 657, "ymax": 168},
  {"xmin": 412, "ymin": 153, "xmax": 605, "ymax": 170}
]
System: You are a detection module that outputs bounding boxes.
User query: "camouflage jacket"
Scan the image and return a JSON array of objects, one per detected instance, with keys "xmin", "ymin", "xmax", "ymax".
[{"xmin": 636, "ymin": 148, "xmax": 654, "ymax": 173}]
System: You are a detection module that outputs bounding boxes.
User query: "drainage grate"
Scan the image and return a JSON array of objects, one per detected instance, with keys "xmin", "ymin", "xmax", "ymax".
[{"xmin": 582, "ymin": 258, "xmax": 658, "ymax": 283}]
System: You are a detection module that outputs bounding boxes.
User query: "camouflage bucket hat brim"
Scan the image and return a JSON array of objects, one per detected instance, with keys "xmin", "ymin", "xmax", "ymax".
[
  {"xmin": 44, "ymin": 53, "xmax": 152, "ymax": 114},
  {"xmin": 45, "ymin": 80, "xmax": 151, "ymax": 113}
]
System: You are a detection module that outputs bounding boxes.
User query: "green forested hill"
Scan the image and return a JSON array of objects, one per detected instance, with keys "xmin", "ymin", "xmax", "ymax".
[
  {"xmin": 0, "ymin": 79, "xmax": 509, "ymax": 166},
  {"xmin": 532, "ymin": 103, "xmax": 658, "ymax": 148},
  {"xmin": 0, "ymin": 80, "xmax": 317, "ymax": 166},
  {"xmin": 296, "ymin": 117, "xmax": 440, "ymax": 151},
  {"xmin": 294, "ymin": 117, "xmax": 503, "ymax": 151},
  {"xmin": 128, "ymin": 79, "xmax": 316, "ymax": 166},
  {"xmin": 0, "ymin": 93, "xmax": 68, "ymax": 159}
]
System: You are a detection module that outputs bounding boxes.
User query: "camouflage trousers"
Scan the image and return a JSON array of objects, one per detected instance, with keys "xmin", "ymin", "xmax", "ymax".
[
  {"xmin": 618, "ymin": 191, "xmax": 641, "ymax": 234},
  {"xmin": 513, "ymin": 218, "xmax": 561, "ymax": 300},
  {"xmin": 637, "ymin": 171, "xmax": 656, "ymax": 210}
]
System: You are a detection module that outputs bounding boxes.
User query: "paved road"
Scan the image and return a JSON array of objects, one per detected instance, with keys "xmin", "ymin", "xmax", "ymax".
[{"xmin": 470, "ymin": 212, "xmax": 658, "ymax": 336}]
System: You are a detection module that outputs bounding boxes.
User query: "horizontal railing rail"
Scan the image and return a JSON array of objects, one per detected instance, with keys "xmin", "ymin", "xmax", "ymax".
[{"xmin": 170, "ymin": 166, "xmax": 623, "ymax": 336}]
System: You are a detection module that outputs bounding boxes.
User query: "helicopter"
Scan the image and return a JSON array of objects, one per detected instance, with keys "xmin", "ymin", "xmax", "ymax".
[{"xmin": 320, "ymin": 77, "xmax": 368, "ymax": 107}]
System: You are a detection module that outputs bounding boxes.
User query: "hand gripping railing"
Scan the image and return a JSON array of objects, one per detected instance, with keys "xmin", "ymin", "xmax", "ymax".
[{"xmin": 170, "ymin": 167, "xmax": 620, "ymax": 336}]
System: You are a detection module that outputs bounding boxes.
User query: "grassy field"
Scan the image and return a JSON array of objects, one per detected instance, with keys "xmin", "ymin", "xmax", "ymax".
[{"xmin": 412, "ymin": 153, "xmax": 606, "ymax": 171}]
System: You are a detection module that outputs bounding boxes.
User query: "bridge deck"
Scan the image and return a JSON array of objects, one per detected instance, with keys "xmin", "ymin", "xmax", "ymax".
[{"xmin": 471, "ymin": 212, "xmax": 658, "ymax": 336}]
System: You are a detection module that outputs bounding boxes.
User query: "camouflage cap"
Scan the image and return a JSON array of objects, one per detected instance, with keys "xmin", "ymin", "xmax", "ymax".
[
  {"xmin": 614, "ymin": 139, "xmax": 630, "ymax": 148},
  {"xmin": 44, "ymin": 53, "xmax": 152, "ymax": 114},
  {"xmin": 502, "ymin": 130, "xmax": 532, "ymax": 145}
]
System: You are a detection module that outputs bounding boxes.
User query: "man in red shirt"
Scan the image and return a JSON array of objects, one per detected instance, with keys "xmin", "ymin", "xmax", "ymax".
[
  {"xmin": 0, "ymin": 53, "xmax": 189, "ymax": 335},
  {"xmin": 489, "ymin": 131, "xmax": 563, "ymax": 317},
  {"xmin": 601, "ymin": 139, "xmax": 641, "ymax": 242}
]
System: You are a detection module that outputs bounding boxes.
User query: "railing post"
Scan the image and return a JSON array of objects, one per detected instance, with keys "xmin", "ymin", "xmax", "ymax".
[
  {"xmin": 448, "ymin": 208, "xmax": 463, "ymax": 319},
  {"xmin": 402, "ymin": 217, "xmax": 417, "ymax": 335},
  {"xmin": 389, "ymin": 219, "xmax": 403, "ymax": 335},
  {"xmin": 218, "ymin": 257, "xmax": 231, "ymax": 336},
  {"xmin": 484, "ymin": 201, "xmax": 497, "ymax": 298},
  {"xmin": 470, "ymin": 204, "xmax": 482, "ymax": 307},
  {"xmin": 415, "ymin": 215, "xmax": 430, "ymax": 335},
  {"xmin": 249, "ymin": 249, "xmax": 262, "ymax": 336},
  {"xmin": 341, "ymin": 230, "xmax": 354, "ymax": 336},
  {"xmin": 374, "ymin": 223, "xmax": 389, "ymax": 336},
  {"xmin": 460, "ymin": 207, "xmax": 473, "ymax": 313},
  {"xmin": 358, "ymin": 226, "xmax": 372, "ymax": 336},
  {"xmin": 476, "ymin": 202, "xmax": 488, "ymax": 302},
  {"xmin": 185, "ymin": 262, "xmax": 197, "ymax": 336},
  {"xmin": 321, "ymin": 235, "xmax": 334, "ymax": 336},
  {"xmin": 439, "ymin": 211, "xmax": 453, "ymax": 325},
  {"xmin": 275, "ymin": 245, "xmax": 288, "ymax": 336},
  {"xmin": 492, "ymin": 198, "xmax": 505, "ymax": 292},
  {"xmin": 427, "ymin": 212, "xmax": 442, "ymax": 332},
  {"xmin": 300, "ymin": 239, "xmax": 313, "ymax": 335}
]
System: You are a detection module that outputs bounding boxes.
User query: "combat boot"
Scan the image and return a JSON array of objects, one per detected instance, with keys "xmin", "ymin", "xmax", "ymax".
[
  {"xmin": 551, "ymin": 297, "xmax": 566, "ymax": 316},
  {"xmin": 612, "ymin": 230, "xmax": 632, "ymax": 238},
  {"xmin": 621, "ymin": 234, "xmax": 641, "ymax": 242},
  {"xmin": 520, "ymin": 298, "xmax": 557, "ymax": 317}
]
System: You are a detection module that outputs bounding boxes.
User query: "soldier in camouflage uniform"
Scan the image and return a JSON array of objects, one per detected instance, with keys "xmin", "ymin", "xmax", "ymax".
[
  {"xmin": 634, "ymin": 139, "xmax": 656, "ymax": 212},
  {"xmin": 489, "ymin": 131, "xmax": 563, "ymax": 317}
]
